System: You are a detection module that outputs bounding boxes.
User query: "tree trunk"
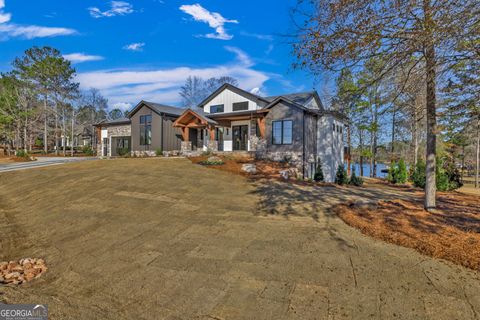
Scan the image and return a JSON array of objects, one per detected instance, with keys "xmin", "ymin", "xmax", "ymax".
[
  {"xmin": 347, "ymin": 125, "xmax": 351, "ymax": 175},
  {"xmin": 359, "ymin": 129, "xmax": 364, "ymax": 176},
  {"xmin": 62, "ymin": 108, "xmax": 66, "ymax": 157},
  {"xmin": 391, "ymin": 105, "xmax": 396, "ymax": 158},
  {"xmin": 44, "ymin": 97, "xmax": 48, "ymax": 154},
  {"xmin": 413, "ymin": 110, "xmax": 418, "ymax": 167},
  {"xmin": 475, "ymin": 118, "xmax": 479, "ymax": 188},
  {"xmin": 55, "ymin": 103, "xmax": 59, "ymax": 156},
  {"xmin": 424, "ymin": 1, "xmax": 437, "ymax": 210},
  {"xmin": 71, "ymin": 110, "xmax": 75, "ymax": 157}
]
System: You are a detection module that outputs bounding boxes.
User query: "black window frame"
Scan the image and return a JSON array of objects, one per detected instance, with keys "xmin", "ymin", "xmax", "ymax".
[
  {"xmin": 210, "ymin": 104, "xmax": 224, "ymax": 114},
  {"xmin": 272, "ymin": 120, "xmax": 293, "ymax": 145},
  {"xmin": 139, "ymin": 115, "xmax": 152, "ymax": 146},
  {"xmin": 232, "ymin": 101, "xmax": 249, "ymax": 112}
]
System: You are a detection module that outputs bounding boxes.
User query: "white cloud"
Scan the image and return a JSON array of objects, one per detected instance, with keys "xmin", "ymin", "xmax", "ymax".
[
  {"xmin": 123, "ymin": 42, "xmax": 145, "ymax": 51},
  {"xmin": 224, "ymin": 46, "xmax": 253, "ymax": 67},
  {"xmin": 63, "ymin": 53, "xmax": 104, "ymax": 63},
  {"xmin": 179, "ymin": 3, "xmax": 238, "ymax": 40},
  {"xmin": 240, "ymin": 31, "xmax": 273, "ymax": 41},
  {"xmin": 0, "ymin": 0, "xmax": 11, "ymax": 24},
  {"xmin": 76, "ymin": 48, "xmax": 269, "ymax": 108},
  {"xmin": 88, "ymin": 1, "xmax": 134, "ymax": 18},
  {"xmin": 0, "ymin": 23, "xmax": 77, "ymax": 39},
  {"xmin": 0, "ymin": 1, "xmax": 77, "ymax": 39}
]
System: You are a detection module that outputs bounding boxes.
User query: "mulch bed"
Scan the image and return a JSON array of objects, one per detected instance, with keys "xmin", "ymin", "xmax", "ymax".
[{"xmin": 335, "ymin": 189, "xmax": 480, "ymax": 271}]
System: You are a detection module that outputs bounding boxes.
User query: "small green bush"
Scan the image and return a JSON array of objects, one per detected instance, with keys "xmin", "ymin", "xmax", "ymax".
[
  {"xmin": 16, "ymin": 150, "xmax": 29, "ymax": 158},
  {"xmin": 387, "ymin": 158, "xmax": 408, "ymax": 184},
  {"xmin": 411, "ymin": 160, "xmax": 426, "ymax": 188},
  {"xmin": 199, "ymin": 159, "xmax": 224, "ymax": 165},
  {"xmin": 349, "ymin": 169, "xmax": 364, "ymax": 186},
  {"xmin": 82, "ymin": 145, "xmax": 94, "ymax": 156},
  {"xmin": 155, "ymin": 148, "xmax": 163, "ymax": 156},
  {"xmin": 314, "ymin": 162, "xmax": 324, "ymax": 182},
  {"xmin": 335, "ymin": 164, "xmax": 348, "ymax": 185},
  {"xmin": 117, "ymin": 147, "xmax": 129, "ymax": 157}
]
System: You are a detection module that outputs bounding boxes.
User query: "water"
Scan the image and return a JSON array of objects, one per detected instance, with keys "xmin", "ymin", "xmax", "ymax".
[{"xmin": 348, "ymin": 162, "xmax": 388, "ymax": 178}]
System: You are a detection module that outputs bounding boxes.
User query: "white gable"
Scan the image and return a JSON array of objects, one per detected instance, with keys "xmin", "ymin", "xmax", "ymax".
[{"xmin": 204, "ymin": 88, "xmax": 260, "ymax": 113}]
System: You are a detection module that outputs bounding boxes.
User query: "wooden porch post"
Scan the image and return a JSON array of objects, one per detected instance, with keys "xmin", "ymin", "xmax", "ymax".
[
  {"xmin": 181, "ymin": 127, "xmax": 189, "ymax": 141},
  {"xmin": 209, "ymin": 126, "xmax": 215, "ymax": 140},
  {"xmin": 256, "ymin": 117, "xmax": 266, "ymax": 138}
]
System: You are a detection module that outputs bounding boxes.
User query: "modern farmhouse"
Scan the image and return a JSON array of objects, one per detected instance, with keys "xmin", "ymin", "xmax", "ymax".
[{"xmin": 95, "ymin": 84, "xmax": 347, "ymax": 181}]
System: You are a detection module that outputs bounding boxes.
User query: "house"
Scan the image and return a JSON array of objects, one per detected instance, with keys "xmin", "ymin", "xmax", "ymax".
[
  {"xmin": 173, "ymin": 84, "xmax": 347, "ymax": 181},
  {"xmin": 94, "ymin": 84, "xmax": 346, "ymax": 182},
  {"xmin": 94, "ymin": 101, "xmax": 184, "ymax": 157}
]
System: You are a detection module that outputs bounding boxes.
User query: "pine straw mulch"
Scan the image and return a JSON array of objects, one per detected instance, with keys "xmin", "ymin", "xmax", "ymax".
[{"xmin": 334, "ymin": 188, "xmax": 480, "ymax": 271}]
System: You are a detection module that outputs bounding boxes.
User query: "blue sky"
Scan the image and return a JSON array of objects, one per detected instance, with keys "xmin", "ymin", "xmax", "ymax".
[{"xmin": 0, "ymin": 0, "xmax": 330, "ymax": 110}]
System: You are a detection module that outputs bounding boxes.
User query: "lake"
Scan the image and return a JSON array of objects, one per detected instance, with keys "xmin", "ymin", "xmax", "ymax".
[{"xmin": 348, "ymin": 162, "xmax": 389, "ymax": 178}]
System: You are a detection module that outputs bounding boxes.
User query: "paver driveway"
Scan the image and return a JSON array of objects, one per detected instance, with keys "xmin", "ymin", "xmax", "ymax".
[{"xmin": 0, "ymin": 158, "xmax": 479, "ymax": 319}]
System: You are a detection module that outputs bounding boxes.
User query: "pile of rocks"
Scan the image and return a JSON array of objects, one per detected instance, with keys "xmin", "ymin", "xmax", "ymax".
[{"xmin": 0, "ymin": 258, "xmax": 47, "ymax": 285}]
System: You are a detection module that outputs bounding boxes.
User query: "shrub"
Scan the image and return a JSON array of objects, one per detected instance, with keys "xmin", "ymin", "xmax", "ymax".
[
  {"xmin": 314, "ymin": 162, "xmax": 324, "ymax": 182},
  {"xmin": 199, "ymin": 159, "xmax": 224, "ymax": 165},
  {"xmin": 34, "ymin": 137, "xmax": 43, "ymax": 147},
  {"xmin": 82, "ymin": 145, "xmax": 94, "ymax": 156},
  {"xmin": 155, "ymin": 148, "xmax": 163, "ymax": 156},
  {"xmin": 387, "ymin": 158, "xmax": 408, "ymax": 184},
  {"xmin": 410, "ymin": 157, "xmax": 462, "ymax": 191},
  {"xmin": 349, "ymin": 169, "xmax": 364, "ymax": 186},
  {"xmin": 117, "ymin": 147, "xmax": 129, "ymax": 157},
  {"xmin": 335, "ymin": 164, "xmax": 348, "ymax": 185},
  {"xmin": 411, "ymin": 160, "xmax": 426, "ymax": 189},
  {"xmin": 16, "ymin": 150, "xmax": 29, "ymax": 158}
]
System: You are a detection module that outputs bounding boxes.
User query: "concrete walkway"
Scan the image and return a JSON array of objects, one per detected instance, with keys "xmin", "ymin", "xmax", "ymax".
[
  {"xmin": 0, "ymin": 158, "xmax": 479, "ymax": 319},
  {"xmin": 0, "ymin": 157, "xmax": 96, "ymax": 173}
]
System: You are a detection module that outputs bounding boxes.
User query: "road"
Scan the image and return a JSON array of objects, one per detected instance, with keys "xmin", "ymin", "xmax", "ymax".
[{"xmin": 0, "ymin": 156, "xmax": 96, "ymax": 172}]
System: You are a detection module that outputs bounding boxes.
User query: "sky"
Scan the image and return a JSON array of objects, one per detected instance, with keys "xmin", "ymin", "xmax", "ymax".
[{"xmin": 0, "ymin": 0, "xmax": 330, "ymax": 111}]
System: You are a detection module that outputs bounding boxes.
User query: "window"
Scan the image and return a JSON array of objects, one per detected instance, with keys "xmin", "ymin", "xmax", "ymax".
[
  {"xmin": 332, "ymin": 123, "xmax": 336, "ymax": 132},
  {"xmin": 139, "ymin": 115, "xmax": 152, "ymax": 145},
  {"xmin": 210, "ymin": 104, "xmax": 224, "ymax": 113},
  {"xmin": 272, "ymin": 120, "xmax": 293, "ymax": 145},
  {"xmin": 232, "ymin": 101, "xmax": 249, "ymax": 111}
]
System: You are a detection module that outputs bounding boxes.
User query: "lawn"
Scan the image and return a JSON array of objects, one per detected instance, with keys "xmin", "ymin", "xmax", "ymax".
[{"xmin": 0, "ymin": 158, "xmax": 479, "ymax": 319}]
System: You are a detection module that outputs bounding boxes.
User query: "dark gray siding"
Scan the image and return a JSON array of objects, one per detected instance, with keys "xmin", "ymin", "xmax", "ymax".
[
  {"xmin": 131, "ymin": 104, "xmax": 183, "ymax": 152},
  {"xmin": 264, "ymin": 101, "xmax": 305, "ymax": 153}
]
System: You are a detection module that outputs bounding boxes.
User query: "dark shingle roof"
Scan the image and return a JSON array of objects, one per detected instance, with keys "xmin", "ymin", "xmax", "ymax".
[
  {"xmin": 142, "ymin": 101, "xmax": 185, "ymax": 116},
  {"xmin": 265, "ymin": 92, "xmax": 317, "ymax": 107},
  {"xmin": 94, "ymin": 117, "xmax": 130, "ymax": 126}
]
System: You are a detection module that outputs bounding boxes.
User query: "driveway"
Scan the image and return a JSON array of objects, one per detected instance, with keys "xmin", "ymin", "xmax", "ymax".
[
  {"xmin": 0, "ymin": 156, "xmax": 96, "ymax": 173},
  {"xmin": 0, "ymin": 158, "xmax": 479, "ymax": 319}
]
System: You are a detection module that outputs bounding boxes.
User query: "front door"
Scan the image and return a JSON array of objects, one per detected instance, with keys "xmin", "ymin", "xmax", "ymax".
[
  {"xmin": 216, "ymin": 128, "xmax": 224, "ymax": 151},
  {"xmin": 189, "ymin": 128, "xmax": 198, "ymax": 150},
  {"xmin": 232, "ymin": 125, "xmax": 248, "ymax": 151},
  {"xmin": 103, "ymin": 138, "xmax": 108, "ymax": 156}
]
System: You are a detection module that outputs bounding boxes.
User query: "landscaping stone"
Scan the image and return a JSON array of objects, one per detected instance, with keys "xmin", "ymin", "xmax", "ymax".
[
  {"xmin": 0, "ymin": 258, "xmax": 47, "ymax": 285},
  {"xmin": 241, "ymin": 163, "xmax": 257, "ymax": 174},
  {"xmin": 207, "ymin": 156, "xmax": 222, "ymax": 163}
]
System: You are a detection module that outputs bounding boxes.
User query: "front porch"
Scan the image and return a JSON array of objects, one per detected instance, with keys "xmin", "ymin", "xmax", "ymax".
[{"xmin": 173, "ymin": 109, "xmax": 267, "ymax": 153}]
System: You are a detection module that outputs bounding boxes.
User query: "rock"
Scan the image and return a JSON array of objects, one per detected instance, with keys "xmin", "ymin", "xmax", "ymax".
[
  {"xmin": 0, "ymin": 262, "xmax": 7, "ymax": 270},
  {"xmin": 280, "ymin": 170, "xmax": 290, "ymax": 180},
  {"xmin": 207, "ymin": 156, "xmax": 222, "ymax": 163},
  {"xmin": 241, "ymin": 163, "xmax": 257, "ymax": 174},
  {"xmin": 5, "ymin": 272, "xmax": 20, "ymax": 280}
]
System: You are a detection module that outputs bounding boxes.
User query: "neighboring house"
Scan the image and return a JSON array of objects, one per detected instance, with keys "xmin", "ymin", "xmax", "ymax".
[
  {"xmin": 95, "ymin": 118, "xmax": 131, "ymax": 157},
  {"xmin": 94, "ymin": 101, "xmax": 184, "ymax": 157},
  {"xmin": 173, "ymin": 84, "xmax": 347, "ymax": 181}
]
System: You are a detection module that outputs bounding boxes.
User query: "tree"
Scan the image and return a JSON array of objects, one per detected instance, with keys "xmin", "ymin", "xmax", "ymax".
[
  {"xmin": 314, "ymin": 161, "xmax": 324, "ymax": 182},
  {"xmin": 179, "ymin": 76, "xmax": 239, "ymax": 108},
  {"xmin": 335, "ymin": 164, "xmax": 348, "ymax": 185},
  {"xmin": 12, "ymin": 46, "xmax": 78, "ymax": 154},
  {"xmin": 108, "ymin": 108, "xmax": 124, "ymax": 120},
  {"xmin": 292, "ymin": 0, "xmax": 478, "ymax": 210}
]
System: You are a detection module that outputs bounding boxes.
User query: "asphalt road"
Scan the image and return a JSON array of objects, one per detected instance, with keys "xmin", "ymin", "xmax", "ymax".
[{"xmin": 0, "ymin": 157, "xmax": 96, "ymax": 173}]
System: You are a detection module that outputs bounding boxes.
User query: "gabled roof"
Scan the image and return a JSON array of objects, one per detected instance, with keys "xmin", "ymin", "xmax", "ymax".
[
  {"xmin": 128, "ymin": 100, "xmax": 185, "ymax": 118},
  {"xmin": 173, "ymin": 108, "xmax": 218, "ymax": 127},
  {"xmin": 263, "ymin": 96, "xmax": 320, "ymax": 114},
  {"xmin": 265, "ymin": 91, "xmax": 324, "ymax": 111},
  {"xmin": 197, "ymin": 83, "xmax": 269, "ymax": 108},
  {"xmin": 94, "ymin": 117, "xmax": 131, "ymax": 127}
]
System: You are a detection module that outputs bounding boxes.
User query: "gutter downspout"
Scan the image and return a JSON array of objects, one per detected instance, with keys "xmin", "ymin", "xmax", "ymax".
[
  {"xmin": 161, "ymin": 113, "xmax": 164, "ymax": 152},
  {"xmin": 302, "ymin": 110, "xmax": 306, "ymax": 179}
]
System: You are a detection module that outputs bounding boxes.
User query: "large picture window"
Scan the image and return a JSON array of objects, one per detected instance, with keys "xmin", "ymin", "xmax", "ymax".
[
  {"xmin": 232, "ymin": 101, "xmax": 249, "ymax": 111},
  {"xmin": 272, "ymin": 120, "xmax": 293, "ymax": 145},
  {"xmin": 210, "ymin": 104, "xmax": 224, "ymax": 113},
  {"xmin": 140, "ymin": 115, "xmax": 152, "ymax": 145}
]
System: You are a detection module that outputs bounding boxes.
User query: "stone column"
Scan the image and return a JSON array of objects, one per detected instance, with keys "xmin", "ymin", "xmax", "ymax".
[
  {"xmin": 181, "ymin": 141, "xmax": 192, "ymax": 152},
  {"xmin": 207, "ymin": 141, "xmax": 218, "ymax": 152}
]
